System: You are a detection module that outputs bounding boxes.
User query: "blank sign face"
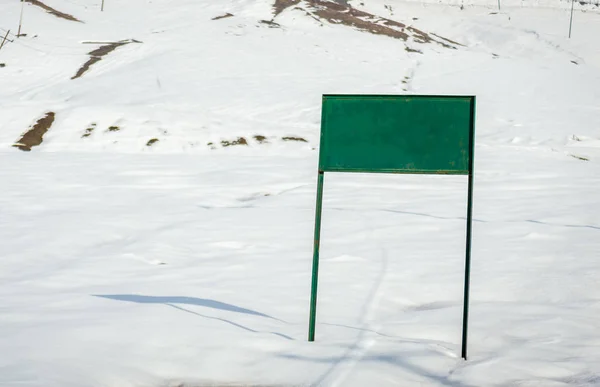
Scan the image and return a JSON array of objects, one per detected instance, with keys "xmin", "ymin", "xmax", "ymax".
[{"xmin": 318, "ymin": 95, "xmax": 475, "ymax": 175}]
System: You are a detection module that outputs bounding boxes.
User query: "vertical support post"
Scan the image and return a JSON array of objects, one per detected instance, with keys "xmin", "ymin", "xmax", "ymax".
[
  {"xmin": 18, "ymin": 0, "xmax": 25, "ymax": 37},
  {"xmin": 568, "ymin": 0, "xmax": 574, "ymax": 38},
  {"xmin": 461, "ymin": 98, "xmax": 476, "ymax": 360},
  {"xmin": 0, "ymin": 30, "xmax": 10, "ymax": 52},
  {"xmin": 101, "ymin": 0, "xmax": 105, "ymax": 12},
  {"xmin": 498, "ymin": 0, "xmax": 501, "ymax": 11},
  {"xmin": 308, "ymin": 171, "xmax": 325, "ymax": 342},
  {"xmin": 461, "ymin": 171, "xmax": 474, "ymax": 359}
]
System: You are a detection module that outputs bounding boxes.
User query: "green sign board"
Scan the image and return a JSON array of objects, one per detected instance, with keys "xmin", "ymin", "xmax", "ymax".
[
  {"xmin": 309, "ymin": 94, "xmax": 476, "ymax": 360},
  {"xmin": 319, "ymin": 95, "xmax": 473, "ymax": 174}
]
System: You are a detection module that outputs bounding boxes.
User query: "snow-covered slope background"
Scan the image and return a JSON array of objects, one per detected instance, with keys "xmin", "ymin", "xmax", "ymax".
[{"xmin": 1, "ymin": 0, "xmax": 599, "ymax": 386}]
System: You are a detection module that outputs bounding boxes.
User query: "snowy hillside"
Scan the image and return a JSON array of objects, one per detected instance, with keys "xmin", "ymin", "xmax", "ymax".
[
  {"xmin": 1, "ymin": 0, "xmax": 598, "ymax": 153},
  {"xmin": 0, "ymin": 0, "xmax": 599, "ymax": 386}
]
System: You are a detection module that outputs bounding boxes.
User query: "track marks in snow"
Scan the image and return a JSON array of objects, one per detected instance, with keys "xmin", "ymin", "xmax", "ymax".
[
  {"xmin": 121, "ymin": 253, "xmax": 166, "ymax": 266},
  {"xmin": 400, "ymin": 62, "xmax": 419, "ymax": 92},
  {"xmin": 315, "ymin": 213, "xmax": 390, "ymax": 387}
]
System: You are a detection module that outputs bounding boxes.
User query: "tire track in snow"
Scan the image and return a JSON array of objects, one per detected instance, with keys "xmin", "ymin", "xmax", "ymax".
[{"xmin": 313, "ymin": 211, "xmax": 389, "ymax": 387}]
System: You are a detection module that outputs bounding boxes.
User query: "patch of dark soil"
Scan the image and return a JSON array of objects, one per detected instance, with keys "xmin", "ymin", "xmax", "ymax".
[
  {"xmin": 282, "ymin": 136, "xmax": 307, "ymax": 142},
  {"xmin": 107, "ymin": 125, "xmax": 121, "ymax": 132},
  {"xmin": 431, "ymin": 33, "xmax": 465, "ymax": 47},
  {"xmin": 272, "ymin": 0, "xmax": 460, "ymax": 49},
  {"xmin": 259, "ymin": 19, "xmax": 281, "ymax": 28},
  {"xmin": 146, "ymin": 138, "xmax": 159, "ymax": 146},
  {"xmin": 212, "ymin": 13, "xmax": 234, "ymax": 20},
  {"xmin": 72, "ymin": 41, "xmax": 132, "ymax": 80},
  {"xmin": 25, "ymin": 0, "xmax": 82, "ymax": 22},
  {"xmin": 293, "ymin": 6, "xmax": 324, "ymax": 24},
  {"xmin": 570, "ymin": 154, "xmax": 589, "ymax": 161},
  {"xmin": 273, "ymin": 0, "xmax": 301, "ymax": 16},
  {"xmin": 254, "ymin": 135, "xmax": 268, "ymax": 144},
  {"xmin": 221, "ymin": 137, "xmax": 248, "ymax": 147},
  {"xmin": 405, "ymin": 46, "xmax": 422, "ymax": 53},
  {"xmin": 13, "ymin": 112, "xmax": 55, "ymax": 151},
  {"xmin": 310, "ymin": 0, "xmax": 409, "ymax": 40},
  {"xmin": 82, "ymin": 122, "xmax": 96, "ymax": 138},
  {"xmin": 0, "ymin": 63, "xmax": 5, "ymax": 68}
]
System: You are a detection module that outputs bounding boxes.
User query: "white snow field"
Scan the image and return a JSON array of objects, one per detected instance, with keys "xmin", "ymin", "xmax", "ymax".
[{"xmin": 1, "ymin": 0, "xmax": 599, "ymax": 386}]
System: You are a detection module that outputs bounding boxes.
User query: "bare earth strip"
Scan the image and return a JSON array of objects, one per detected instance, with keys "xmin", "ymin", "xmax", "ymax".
[
  {"xmin": 13, "ymin": 112, "xmax": 55, "ymax": 152},
  {"xmin": 212, "ymin": 13, "xmax": 234, "ymax": 20},
  {"xmin": 25, "ymin": 0, "xmax": 82, "ymax": 23},
  {"xmin": 72, "ymin": 42, "xmax": 130, "ymax": 80},
  {"xmin": 273, "ymin": 0, "xmax": 461, "ymax": 49}
]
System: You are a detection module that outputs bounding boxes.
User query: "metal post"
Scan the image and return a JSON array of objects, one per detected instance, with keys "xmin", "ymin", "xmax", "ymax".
[
  {"xmin": 0, "ymin": 30, "xmax": 9, "ymax": 52},
  {"xmin": 101, "ymin": 0, "xmax": 105, "ymax": 11},
  {"xmin": 461, "ymin": 98, "xmax": 476, "ymax": 360},
  {"xmin": 498, "ymin": 0, "xmax": 501, "ymax": 11},
  {"xmin": 568, "ymin": 0, "xmax": 575, "ymax": 38},
  {"xmin": 308, "ymin": 171, "xmax": 325, "ymax": 341},
  {"xmin": 461, "ymin": 171, "xmax": 474, "ymax": 359},
  {"xmin": 18, "ymin": 0, "xmax": 25, "ymax": 37}
]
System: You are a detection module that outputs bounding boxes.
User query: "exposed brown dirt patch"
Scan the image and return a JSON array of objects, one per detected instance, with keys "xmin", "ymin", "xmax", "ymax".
[
  {"xmin": 274, "ymin": 0, "xmax": 301, "ymax": 16},
  {"xmin": 212, "ymin": 13, "xmax": 234, "ymax": 20},
  {"xmin": 221, "ymin": 137, "xmax": 248, "ymax": 147},
  {"xmin": 107, "ymin": 125, "xmax": 121, "ymax": 132},
  {"xmin": 273, "ymin": 0, "xmax": 461, "ymax": 49},
  {"xmin": 72, "ymin": 42, "xmax": 129, "ymax": 80},
  {"xmin": 431, "ymin": 33, "xmax": 465, "ymax": 47},
  {"xmin": 254, "ymin": 135, "xmax": 268, "ymax": 144},
  {"xmin": 25, "ymin": 0, "xmax": 82, "ymax": 22},
  {"xmin": 146, "ymin": 138, "xmax": 159, "ymax": 146},
  {"xmin": 569, "ymin": 154, "xmax": 589, "ymax": 161},
  {"xmin": 13, "ymin": 112, "xmax": 55, "ymax": 151},
  {"xmin": 405, "ymin": 46, "xmax": 422, "ymax": 53},
  {"xmin": 259, "ymin": 20, "xmax": 282, "ymax": 28},
  {"xmin": 282, "ymin": 136, "xmax": 308, "ymax": 142},
  {"xmin": 310, "ymin": 0, "xmax": 409, "ymax": 40},
  {"xmin": 82, "ymin": 123, "xmax": 96, "ymax": 138}
]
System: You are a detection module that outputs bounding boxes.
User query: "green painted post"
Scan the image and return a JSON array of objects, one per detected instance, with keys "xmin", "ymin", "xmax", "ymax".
[
  {"xmin": 308, "ymin": 171, "xmax": 325, "ymax": 341},
  {"xmin": 568, "ymin": 0, "xmax": 574, "ymax": 38},
  {"xmin": 461, "ymin": 98, "xmax": 476, "ymax": 360}
]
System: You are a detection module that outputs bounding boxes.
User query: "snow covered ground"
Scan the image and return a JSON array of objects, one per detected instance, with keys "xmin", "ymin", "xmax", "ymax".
[{"xmin": 0, "ymin": 0, "xmax": 599, "ymax": 386}]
